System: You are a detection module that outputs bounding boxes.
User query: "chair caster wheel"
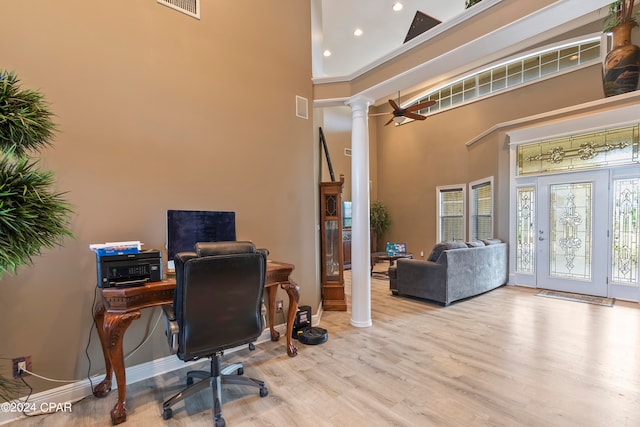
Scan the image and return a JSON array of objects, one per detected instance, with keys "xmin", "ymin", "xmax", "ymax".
[
  {"xmin": 214, "ymin": 416, "xmax": 226, "ymax": 427},
  {"xmin": 237, "ymin": 367, "xmax": 244, "ymax": 375},
  {"xmin": 260, "ymin": 387, "xmax": 269, "ymax": 397},
  {"xmin": 186, "ymin": 376, "xmax": 194, "ymax": 385},
  {"xmin": 162, "ymin": 408, "xmax": 173, "ymax": 420}
]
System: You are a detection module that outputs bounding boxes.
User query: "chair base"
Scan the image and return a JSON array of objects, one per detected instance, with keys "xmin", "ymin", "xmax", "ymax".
[{"xmin": 162, "ymin": 355, "xmax": 268, "ymax": 426}]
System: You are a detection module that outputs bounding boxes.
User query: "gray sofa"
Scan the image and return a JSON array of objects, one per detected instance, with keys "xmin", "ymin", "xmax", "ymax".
[{"xmin": 389, "ymin": 240, "xmax": 507, "ymax": 306}]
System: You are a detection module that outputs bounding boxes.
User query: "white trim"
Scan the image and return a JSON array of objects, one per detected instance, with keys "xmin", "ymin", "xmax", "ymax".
[
  {"xmin": 468, "ymin": 176, "xmax": 494, "ymax": 241},
  {"xmin": 314, "ymin": 0, "xmax": 612, "ymax": 107},
  {"xmin": 468, "ymin": 90, "xmax": 640, "ymax": 147},
  {"xmin": 436, "ymin": 184, "xmax": 467, "ymax": 242},
  {"xmin": 312, "ymin": 0, "xmax": 505, "ymax": 85},
  {"xmin": 0, "ymin": 324, "xmax": 291, "ymax": 425}
]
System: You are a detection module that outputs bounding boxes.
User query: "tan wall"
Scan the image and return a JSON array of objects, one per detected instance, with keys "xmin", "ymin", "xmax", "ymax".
[
  {"xmin": 0, "ymin": 0, "xmax": 314, "ymax": 393},
  {"xmin": 373, "ymin": 64, "xmax": 605, "ymax": 259}
]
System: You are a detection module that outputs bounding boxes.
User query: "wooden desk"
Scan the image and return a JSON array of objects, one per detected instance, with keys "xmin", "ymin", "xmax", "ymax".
[{"xmin": 92, "ymin": 260, "xmax": 299, "ymax": 425}]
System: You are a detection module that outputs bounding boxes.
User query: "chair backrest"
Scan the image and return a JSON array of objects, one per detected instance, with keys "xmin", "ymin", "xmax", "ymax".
[{"xmin": 174, "ymin": 241, "xmax": 267, "ymax": 361}]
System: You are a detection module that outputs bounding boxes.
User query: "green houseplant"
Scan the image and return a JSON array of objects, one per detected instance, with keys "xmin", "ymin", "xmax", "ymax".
[
  {"xmin": 465, "ymin": 0, "xmax": 483, "ymax": 8},
  {"xmin": 0, "ymin": 69, "xmax": 73, "ymax": 401},
  {"xmin": 370, "ymin": 200, "xmax": 391, "ymax": 252},
  {"xmin": 604, "ymin": 0, "xmax": 638, "ymax": 33}
]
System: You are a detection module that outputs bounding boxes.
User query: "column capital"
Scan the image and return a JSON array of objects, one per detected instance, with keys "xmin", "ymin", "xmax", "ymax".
[{"xmin": 345, "ymin": 95, "xmax": 374, "ymax": 110}]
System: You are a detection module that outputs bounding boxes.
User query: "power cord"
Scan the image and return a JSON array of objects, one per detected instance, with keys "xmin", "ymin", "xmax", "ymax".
[{"xmin": 13, "ymin": 285, "xmax": 164, "ymax": 418}]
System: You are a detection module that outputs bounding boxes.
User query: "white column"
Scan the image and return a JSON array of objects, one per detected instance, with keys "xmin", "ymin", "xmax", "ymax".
[{"xmin": 346, "ymin": 96, "xmax": 373, "ymax": 328}]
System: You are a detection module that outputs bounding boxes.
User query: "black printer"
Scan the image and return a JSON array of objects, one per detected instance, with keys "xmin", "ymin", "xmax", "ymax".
[{"xmin": 96, "ymin": 250, "xmax": 162, "ymax": 288}]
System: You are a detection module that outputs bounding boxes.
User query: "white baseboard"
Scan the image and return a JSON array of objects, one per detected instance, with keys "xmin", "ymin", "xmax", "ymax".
[{"xmin": 0, "ymin": 323, "xmax": 289, "ymax": 425}]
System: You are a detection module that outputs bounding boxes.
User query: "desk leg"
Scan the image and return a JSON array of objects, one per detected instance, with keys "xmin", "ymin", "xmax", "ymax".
[
  {"xmin": 266, "ymin": 285, "xmax": 280, "ymax": 342},
  {"xmin": 93, "ymin": 304, "xmax": 140, "ymax": 425},
  {"xmin": 93, "ymin": 301, "xmax": 113, "ymax": 398},
  {"xmin": 281, "ymin": 280, "xmax": 300, "ymax": 357}
]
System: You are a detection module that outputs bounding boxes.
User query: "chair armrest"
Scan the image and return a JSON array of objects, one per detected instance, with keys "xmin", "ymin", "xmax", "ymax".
[{"xmin": 162, "ymin": 304, "xmax": 179, "ymax": 355}]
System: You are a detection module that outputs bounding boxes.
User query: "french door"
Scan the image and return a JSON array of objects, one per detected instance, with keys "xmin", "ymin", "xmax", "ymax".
[{"xmin": 536, "ymin": 171, "xmax": 609, "ymax": 296}]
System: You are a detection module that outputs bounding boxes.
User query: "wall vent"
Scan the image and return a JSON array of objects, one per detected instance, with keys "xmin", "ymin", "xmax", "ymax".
[
  {"xmin": 158, "ymin": 0, "xmax": 200, "ymax": 19},
  {"xmin": 296, "ymin": 96, "xmax": 309, "ymax": 119},
  {"xmin": 344, "ymin": 148, "xmax": 352, "ymax": 157}
]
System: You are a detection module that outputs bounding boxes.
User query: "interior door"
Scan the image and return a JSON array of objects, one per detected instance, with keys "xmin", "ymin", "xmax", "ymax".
[{"xmin": 536, "ymin": 170, "xmax": 609, "ymax": 296}]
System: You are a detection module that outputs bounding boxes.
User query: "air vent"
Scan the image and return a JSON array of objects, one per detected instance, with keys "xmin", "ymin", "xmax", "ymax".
[
  {"xmin": 158, "ymin": 0, "xmax": 200, "ymax": 19},
  {"xmin": 296, "ymin": 96, "xmax": 308, "ymax": 119}
]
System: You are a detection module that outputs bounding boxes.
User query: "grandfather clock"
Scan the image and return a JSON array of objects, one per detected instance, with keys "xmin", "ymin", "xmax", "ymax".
[{"xmin": 320, "ymin": 175, "xmax": 347, "ymax": 311}]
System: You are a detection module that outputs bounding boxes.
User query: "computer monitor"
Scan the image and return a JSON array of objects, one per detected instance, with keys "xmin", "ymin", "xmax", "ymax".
[{"xmin": 166, "ymin": 210, "xmax": 236, "ymax": 271}]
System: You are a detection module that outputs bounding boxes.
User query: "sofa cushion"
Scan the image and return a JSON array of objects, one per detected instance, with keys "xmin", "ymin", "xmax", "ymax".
[
  {"xmin": 466, "ymin": 240, "xmax": 485, "ymax": 248},
  {"xmin": 427, "ymin": 241, "xmax": 467, "ymax": 262},
  {"xmin": 482, "ymin": 238, "xmax": 502, "ymax": 245}
]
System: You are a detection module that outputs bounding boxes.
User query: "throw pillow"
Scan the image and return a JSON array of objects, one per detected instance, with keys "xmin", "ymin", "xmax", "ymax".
[
  {"xmin": 427, "ymin": 241, "xmax": 467, "ymax": 261},
  {"xmin": 466, "ymin": 240, "xmax": 485, "ymax": 248},
  {"xmin": 482, "ymin": 238, "xmax": 502, "ymax": 245}
]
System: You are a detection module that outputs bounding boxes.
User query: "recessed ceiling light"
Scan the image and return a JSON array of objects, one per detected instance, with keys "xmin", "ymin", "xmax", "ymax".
[
  {"xmin": 353, "ymin": 28, "xmax": 363, "ymax": 37},
  {"xmin": 323, "ymin": 50, "xmax": 332, "ymax": 57},
  {"xmin": 392, "ymin": 2, "xmax": 403, "ymax": 12}
]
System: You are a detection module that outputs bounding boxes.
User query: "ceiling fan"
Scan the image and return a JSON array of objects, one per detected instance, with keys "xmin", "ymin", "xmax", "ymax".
[{"xmin": 369, "ymin": 93, "xmax": 436, "ymax": 126}]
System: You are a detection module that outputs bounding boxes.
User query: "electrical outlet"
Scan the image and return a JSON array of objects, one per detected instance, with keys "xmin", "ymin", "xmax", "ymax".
[
  {"xmin": 276, "ymin": 299, "xmax": 284, "ymax": 312},
  {"xmin": 12, "ymin": 355, "xmax": 32, "ymax": 378},
  {"xmin": 420, "ymin": 250, "xmax": 424, "ymax": 258}
]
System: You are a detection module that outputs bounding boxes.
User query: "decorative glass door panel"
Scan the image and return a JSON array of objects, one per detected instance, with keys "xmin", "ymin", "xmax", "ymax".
[
  {"xmin": 537, "ymin": 171, "xmax": 608, "ymax": 296},
  {"xmin": 549, "ymin": 182, "xmax": 592, "ymax": 280},
  {"xmin": 609, "ymin": 173, "xmax": 640, "ymax": 301}
]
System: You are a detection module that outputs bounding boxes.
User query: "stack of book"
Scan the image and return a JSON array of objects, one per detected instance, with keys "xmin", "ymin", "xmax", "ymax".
[{"xmin": 89, "ymin": 241, "xmax": 142, "ymax": 257}]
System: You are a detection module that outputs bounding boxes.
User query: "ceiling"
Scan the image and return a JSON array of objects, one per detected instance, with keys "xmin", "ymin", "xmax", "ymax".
[{"xmin": 318, "ymin": 0, "xmax": 467, "ymax": 77}]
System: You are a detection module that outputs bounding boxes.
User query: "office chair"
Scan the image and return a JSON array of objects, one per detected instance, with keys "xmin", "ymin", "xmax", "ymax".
[{"xmin": 162, "ymin": 241, "xmax": 269, "ymax": 426}]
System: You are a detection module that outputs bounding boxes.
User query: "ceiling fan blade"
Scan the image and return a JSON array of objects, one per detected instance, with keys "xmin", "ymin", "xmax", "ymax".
[
  {"xmin": 405, "ymin": 100, "xmax": 436, "ymax": 112},
  {"xmin": 404, "ymin": 112, "xmax": 427, "ymax": 121},
  {"xmin": 384, "ymin": 117, "xmax": 395, "ymax": 126},
  {"xmin": 388, "ymin": 99, "xmax": 400, "ymax": 111}
]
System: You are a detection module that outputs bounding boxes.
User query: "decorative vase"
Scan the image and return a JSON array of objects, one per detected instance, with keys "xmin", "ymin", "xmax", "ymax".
[{"xmin": 603, "ymin": 21, "xmax": 640, "ymax": 97}]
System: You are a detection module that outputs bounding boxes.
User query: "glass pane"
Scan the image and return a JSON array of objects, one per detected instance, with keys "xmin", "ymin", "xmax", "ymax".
[
  {"xmin": 579, "ymin": 42, "xmax": 600, "ymax": 62},
  {"xmin": 549, "ymin": 183, "xmax": 592, "ymax": 280},
  {"xmin": 516, "ymin": 187, "xmax": 536, "ymax": 273},
  {"xmin": 523, "ymin": 57, "xmax": 541, "ymax": 82},
  {"xmin": 463, "ymin": 88, "xmax": 477, "ymax": 102},
  {"xmin": 324, "ymin": 219, "xmax": 340, "ymax": 280},
  {"xmin": 440, "ymin": 189, "xmax": 464, "ymax": 241},
  {"xmin": 463, "ymin": 77, "xmax": 476, "ymax": 90},
  {"xmin": 492, "ymin": 66, "xmax": 506, "ymax": 81},
  {"xmin": 478, "ymin": 70, "xmax": 492, "ymax": 86},
  {"xmin": 472, "ymin": 183, "xmax": 492, "ymax": 240},
  {"xmin": 559, "ymin": 46, "xmax": 580, "ymax": 70},
  {"xmin": 507, "ymin": 72, "xmax": 523, "ymax": 87},
  {"xmin": 441, "ymin": 217, "xmax": 464, "ymax": 241},
  {"xmin": 492, "ymin": 77, "xmax": 506, "ymax": 91},
  {"xmin": 517, "ymin": 124, "xmax": 639, "ymax": 176},
  {"xmin": 611, "ymin": 178, "xmax": 640, "ymax": 285},
  {"xmin": 541, "ymin": 52, "xmax": 558, "ymax": 76}
]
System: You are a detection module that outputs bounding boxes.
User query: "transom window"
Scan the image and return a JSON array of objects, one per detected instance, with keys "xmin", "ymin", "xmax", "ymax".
[{"xmin": 410, "ymin": 36, "xmax": 600, "ymax": 116}]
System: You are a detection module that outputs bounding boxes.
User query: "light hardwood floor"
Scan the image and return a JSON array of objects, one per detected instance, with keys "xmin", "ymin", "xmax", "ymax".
[{"xmin": 10, "ymin": 265, "xmax": 640, "ymax": 426}]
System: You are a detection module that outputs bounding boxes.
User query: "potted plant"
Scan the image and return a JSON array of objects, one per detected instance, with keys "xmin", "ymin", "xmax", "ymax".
[
  {"xmin": 370, "ymin": 200, "xmax": 391, "ymax": 252},
  {"xmin": 603, "ymin": 1, "xmax": 640, "ymax": 96},
  {"xmin": 0, "ymin": 69, "xmax": 73, "ymax": 401},
  {"xmin": 465, "ymin": 0, "xmax": 483, "ymax": 8}
]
